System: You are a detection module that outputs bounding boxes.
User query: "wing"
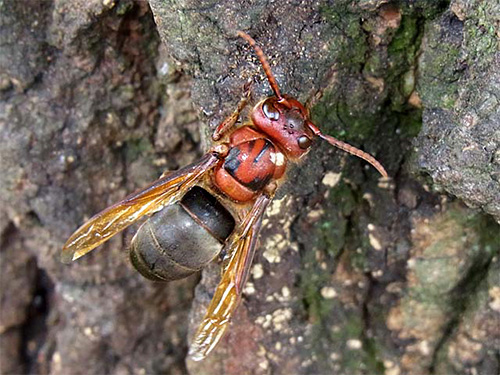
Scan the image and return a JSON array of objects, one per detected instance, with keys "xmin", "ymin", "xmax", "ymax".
[
  {"xmin": 188, "ymin": 192, "xmax": 273, "ymax": 361},
  {"xmin": 61, "ymin": 153, "xmax": 219, "ymax": 263}
]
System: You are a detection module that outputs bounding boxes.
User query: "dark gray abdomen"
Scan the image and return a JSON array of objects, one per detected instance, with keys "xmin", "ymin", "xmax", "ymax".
[{"xmin": 130, "ymin": 187, "xmax": 235, "ymax": 281}]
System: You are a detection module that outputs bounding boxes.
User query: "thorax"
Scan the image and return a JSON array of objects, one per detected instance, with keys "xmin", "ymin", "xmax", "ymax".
[{"xmin": 213, "ymin": 126, "xmax": 287, "ymax": 202}]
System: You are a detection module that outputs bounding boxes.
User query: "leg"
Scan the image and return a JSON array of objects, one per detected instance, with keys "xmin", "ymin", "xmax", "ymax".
[{"xmin": 212, "ymin": 80, "xmax": 252, "ymax": 141}]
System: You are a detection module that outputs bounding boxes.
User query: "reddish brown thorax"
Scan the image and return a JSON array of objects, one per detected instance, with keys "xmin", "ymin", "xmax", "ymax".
[
  {"xmin": 212, "ymin": 95, "xmax": 315, "ymax": 202},
  {"xmin": 213, "ymin": 126, "xmax": 287, "ymax": 202}
]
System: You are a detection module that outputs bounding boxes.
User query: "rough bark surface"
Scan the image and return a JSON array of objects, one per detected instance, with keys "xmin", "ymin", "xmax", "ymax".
[{"xmin": 1, "ymin": 1, "xmax": 498, "ymax": 375}]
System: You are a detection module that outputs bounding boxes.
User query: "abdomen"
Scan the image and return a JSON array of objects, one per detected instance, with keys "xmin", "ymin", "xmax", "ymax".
[{"xmin": 130, "ymin": 186, "xmax": 235, "ymax": 281}]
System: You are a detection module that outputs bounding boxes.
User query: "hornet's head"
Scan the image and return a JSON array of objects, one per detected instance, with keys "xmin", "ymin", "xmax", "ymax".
[
  {"xmin": 251, "ymin": 95, "xmax": 314, "ymax": 160},
  {"xmin": 238, "ymin": 31, "xmax": 388, "ymax": 177}
]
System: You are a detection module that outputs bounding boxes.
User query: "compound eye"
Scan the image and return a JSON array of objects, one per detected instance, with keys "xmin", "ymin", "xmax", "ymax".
[
  {"xmin": 298, "ymin": 136, "xmax": 312, "ymax": 149},
  {"xmin": 262, "ymin": 100, "xmax": 280, "ymax": 121}
]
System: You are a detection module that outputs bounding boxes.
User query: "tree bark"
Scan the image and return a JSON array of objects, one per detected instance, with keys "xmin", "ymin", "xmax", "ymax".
[{"xmin": 1, "ymin": 1, "xmax": 498, "ymax": 374}]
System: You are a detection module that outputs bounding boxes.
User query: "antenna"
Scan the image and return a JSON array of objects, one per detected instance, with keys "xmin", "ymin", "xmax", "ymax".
[
  {"xmin": 237, "ymin": 31, "xmax": 284, "ymax": 101},
  {"xmin": 308, "ymin": 123, "xmax": 388, "ymax": 178}
]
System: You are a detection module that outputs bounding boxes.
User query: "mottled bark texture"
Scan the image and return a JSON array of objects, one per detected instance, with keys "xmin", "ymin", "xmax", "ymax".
[{"xmin": 0, "ymin": 1, "xmax": 498, "ymax": 375}]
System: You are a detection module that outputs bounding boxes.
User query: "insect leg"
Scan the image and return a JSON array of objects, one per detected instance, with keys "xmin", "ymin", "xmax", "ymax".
[{"xmin": 212, "ymin": 80, "xmax": 252, "ymax": 141}]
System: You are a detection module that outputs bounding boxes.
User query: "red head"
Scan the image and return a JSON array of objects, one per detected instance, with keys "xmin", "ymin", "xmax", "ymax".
[
  {"xmin": 238, "ymin": 31, "xmax": 388, "ymax": 177},
  {"xmin": 251, "ymin": 96, "xmax": 314, "ymax": 159}
]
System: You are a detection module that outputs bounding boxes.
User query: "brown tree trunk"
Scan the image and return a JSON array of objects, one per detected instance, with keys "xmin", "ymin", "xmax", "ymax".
[{"xmin": 1, "ymin": 1, "xmax": 498, "ymax": 374}]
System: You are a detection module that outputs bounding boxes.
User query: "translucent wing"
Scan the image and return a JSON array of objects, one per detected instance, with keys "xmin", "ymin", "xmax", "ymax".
[
  {"xmin": 61, "ymin": 153, "xmax": 219, "ymax": 263},
  {"xmin": 188, "ymin": 193, "xmax": 273, "ymax": 361}
]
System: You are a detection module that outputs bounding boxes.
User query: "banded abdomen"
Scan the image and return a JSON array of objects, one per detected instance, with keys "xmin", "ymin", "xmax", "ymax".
[{"xmin": 130, "ymin": 186, "xmax": 235, "ymax": 281}]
